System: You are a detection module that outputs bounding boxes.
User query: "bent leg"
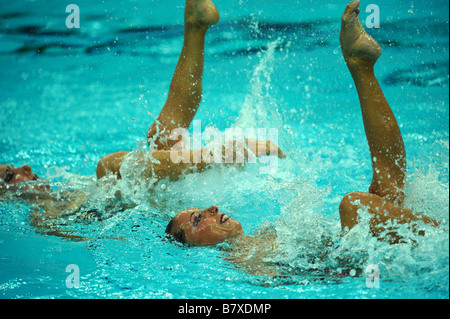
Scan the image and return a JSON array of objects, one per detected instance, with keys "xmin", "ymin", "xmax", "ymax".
[
  {"xmin": 340, "ymin": 0, "xmax": 406, "ymax": 205},
  {"xmin": 147, "ymin": 0, "xmax": 220, "ymax": 150},
  {"xmin": 339, "ymin": 192, "xmax": 439, "ymax": 243}
]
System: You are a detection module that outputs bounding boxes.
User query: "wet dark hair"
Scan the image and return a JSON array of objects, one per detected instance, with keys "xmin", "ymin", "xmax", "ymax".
[
  {"xmin": 0, "ymin": 177, "xmax": 6, "ymax": 189},
  {"xmin": 0, "ymin": 178, "xmax": 9, "ymax": 198},
  {"xmin": 165, "ymin": 217, "xmax": 187, "ymax": 244}
]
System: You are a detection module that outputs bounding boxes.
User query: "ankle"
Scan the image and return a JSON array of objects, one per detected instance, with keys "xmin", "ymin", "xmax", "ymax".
[
  {"xmin": 346, "ymin": 58, "xmax": 376, "ymax": 74},
  {"xmin": 184, "ymin": 19, "xmax": 210, "ymax": 33}
]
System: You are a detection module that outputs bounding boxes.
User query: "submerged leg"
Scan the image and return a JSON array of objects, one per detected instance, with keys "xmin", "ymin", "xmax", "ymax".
[
  {"xmin": 340, "ymin": 0, "xmax": 406, "ymax": 205},
  {"xmin": 147, "ymin": 0, "xmax": 220, "ymax": 150}
]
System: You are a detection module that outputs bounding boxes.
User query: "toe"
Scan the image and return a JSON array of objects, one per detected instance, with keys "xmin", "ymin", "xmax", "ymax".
[{"xmin": 342, "ymin": 0, "xmax": 361, "ymax": 24}]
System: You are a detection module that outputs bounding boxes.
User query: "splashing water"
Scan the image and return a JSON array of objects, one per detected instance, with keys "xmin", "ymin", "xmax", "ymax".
[
  {"xmin": 1, "ymin": 10, "xmax": 447, "ymax": 297},
  {"xmin": 234, "ymin": 39, "xmax": 284, "ymax": 130}
]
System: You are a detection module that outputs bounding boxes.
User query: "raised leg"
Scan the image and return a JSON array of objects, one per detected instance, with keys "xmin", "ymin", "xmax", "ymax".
[
  {"xmin": 340, "ymin": 0, "xmax": 406, "ymax": 205},
  {"xmin": 338, "ymin": 1, "xmax": 438, "ymax": 238},
  {"xmin": 147, "ymin": 0, "xmax": 220, "ymax": 150}
]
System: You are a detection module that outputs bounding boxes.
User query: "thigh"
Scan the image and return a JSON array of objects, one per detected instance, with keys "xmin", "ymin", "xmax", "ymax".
[{"xmin": 368, "ymin": 156, "xmax": 406, "ymax": 206}]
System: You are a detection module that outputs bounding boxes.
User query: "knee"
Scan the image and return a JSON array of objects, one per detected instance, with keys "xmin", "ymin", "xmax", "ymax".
[
  {"xmin": 147, "ymin": 122, "xmax": 175, "ymax": 151},
  {"xmin": 369, "ymin": 179, "xmax": 406, "ymax": 206},
  {"xmin": 339, "ymin": 192, "xmax": 365, "ymax": 231},
  {"xmin": 96, "ymin": 159, "xmax": 107, "ymax": 180},
  {"xmin": 96, "ymin": 152, "xmax": 127, "ymax": 180},
  {"xmin": 340, "ymin": 192, "xmax": 364, "ymax": 210}
]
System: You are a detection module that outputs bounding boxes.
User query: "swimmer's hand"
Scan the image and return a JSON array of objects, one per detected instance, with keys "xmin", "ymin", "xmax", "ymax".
[
  {"xmin": 245, "ymin": 139, "xmax": 286, "ymax": 158},
  {"xmin": 220, "ymin": 139, "xmax": 286, "ymax": 160}
]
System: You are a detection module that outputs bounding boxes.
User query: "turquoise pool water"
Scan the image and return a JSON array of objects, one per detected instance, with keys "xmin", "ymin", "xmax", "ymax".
[{"xmin": 0, "ymin": 0, "xmax": 448, "ymax": 299}]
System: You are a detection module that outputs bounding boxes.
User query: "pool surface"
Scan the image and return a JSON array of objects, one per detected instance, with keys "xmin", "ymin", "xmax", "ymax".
[{"xmin": 0, "ymin": 0, "xmax": 449, "ymax": 299}]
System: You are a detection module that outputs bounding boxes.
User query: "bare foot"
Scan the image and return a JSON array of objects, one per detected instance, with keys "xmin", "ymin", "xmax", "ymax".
[
  {"xmin": 340, "ymin": 0, "xmax": 381, "ymax": 67},
  {"xmin": 185, "ymin": 0, "xmax": 220, "ymax": 29}
]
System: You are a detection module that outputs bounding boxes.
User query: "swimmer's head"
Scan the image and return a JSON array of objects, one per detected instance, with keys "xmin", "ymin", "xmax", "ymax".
[
  {"xmin": 0, "ymin": 164, "xmax": 42, "ymax": 188},
  {"xmin": 165, "ymin": 206, "xmax": 243, "ymax": 246}
]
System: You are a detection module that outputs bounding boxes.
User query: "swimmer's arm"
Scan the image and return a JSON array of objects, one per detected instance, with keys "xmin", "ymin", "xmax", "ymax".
[
  {"xmin": 28, "ymin": 194, "xmax": 90, "ymax": 241},
  {"xmin": 96, "ymin": 150, "xmax": 210, "ymax": 181},
  {"xmin": 30, "ymin": 209, "xmax": 89, "ymax": 241},
  {"xmin": 96, "ymin": 140, "xmax": 286, "ymax": 181}
]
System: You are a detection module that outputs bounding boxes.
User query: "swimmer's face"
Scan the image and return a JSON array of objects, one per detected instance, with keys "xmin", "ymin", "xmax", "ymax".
[
  {"xmin": 169, "ymin": 206, "xmax": 244, "ymax": 246},
  {"xmin": 0, "ymin": 164, "xmax": 41, "ymax": 187}
]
